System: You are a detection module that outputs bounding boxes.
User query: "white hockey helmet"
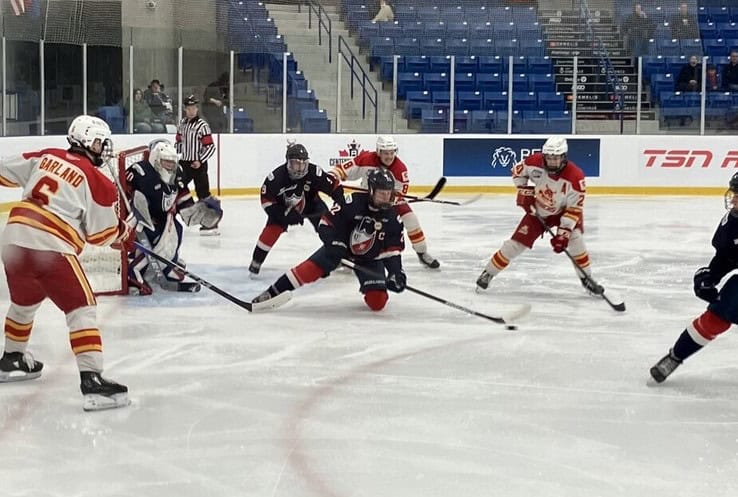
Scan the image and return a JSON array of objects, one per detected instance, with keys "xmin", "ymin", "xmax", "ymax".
[
  {"xmin": 542, "ymin": 136, "xmax": 568, "ymax": 173},
  {"xmin": 149, "ymin": 139, "xmax": 180, "ymax": 185},
  {"xmin": 376, "ymin": 135, "xmax": 398, "ymax": 152},
  {"xmin": 542, "ymin": 136, "xmax": 568, "ymax": 156},
  {"xmin": 67, "ymin": 115, "xmax": 112, "ymax": 166}
]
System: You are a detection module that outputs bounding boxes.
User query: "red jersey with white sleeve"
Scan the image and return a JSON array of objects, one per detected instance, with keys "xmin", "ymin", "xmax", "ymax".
[
  {"xmin": 511, "ymin": 152, "xmax": 586, "ymax": 232},
  {"xmin": 332, "ymin": 150, "xmax": 410, "ymax": 196},
  {"xmin": 0, "ymin": 148, "xmax": 126, "ymax": 255}
]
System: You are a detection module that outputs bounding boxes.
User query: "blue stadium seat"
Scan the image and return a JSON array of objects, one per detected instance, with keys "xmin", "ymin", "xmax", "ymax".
[
  {"xmin": 397, "ymin": 72, "xmax": 424, "ymax": 99},
  {"xmin": 404, "ymin": 56, "xmax": 430, "ymax": 73},
  {"xmin": 457, "ymin": 91, "xmax": 483, "ymax": 111},
  {"xmin": 513, "ymin": 92, "xmax": 537, "ymax": 110},
  {"xmin": 300, "ymin": 109, "xmax": 331, "ymax": 133},
  {"xmin": 643, "ymin": 56, "xmax": 667, "ymax": 76},
  {"xmin": 455, "ymin": 56, "xmax": 479, "ymax": 73},
  {"xmin": 469, "ymin": 110, "xmax": 499, "ymax": 132},
  {"xmin": 454, "ymin": 72, "xmax": 476, "ymax": 92},
  {"xmin": 469, "ymin": 39, "xmax": 496, "ymax": 56},
  {"xmin": 538, "ymin": 92, "xmax": 566, "ymax": 111},
  {"xmin": 404, "ymin": 91, "xmax": 432, "ymax": 119},
  {"xmin": 232, "ymin": 108, "xmax": 254, "ymax": 133},
  {"xmin": 478, "ymin": 56, "xmax": 504, "ymax": 73},
  {"xmin": 421, "ymin": 108, "xmax": 449, "ymax": 133},
  {"xmin": 423, "ymin": 72, "xmax": 450, "ymax": 92},
  {"xmin": 446, "ymin": 39, "xmax": 470, "ymax": 56},
  {"xmin": 429, "ymin": 56, "xmax": 451, "ymax": 73},
  {"xmin": 529, "ymin": 73, "xmax": 555, "ymax": 92},
  {"xmin": 96, "ymin": 106, "xmax": 125, "ymax": 133},
  {"xmin": 432, "ymin": 91, "xmax": 450, "ymax": 106},
  {"xmin": 476, "ymin": 73, "xmax": 503, "ymax": 92},
  {"xmin": 704, "ymin": 38, "xmax": 727, "ymax": 56},
  {"xmin": 421, "ymin": 38, "xmax": 446, "ymax": 56},
  {"xmin": 395, "ymin": 37, "xmax": 421, "ymax": 56},
  {"xmin": 528, "ymin": 56, "xmax": 553, "ymax": 74},
  {"xmin": 424, "ymin": 22, "xmax": 447, "ymax": 39},
  {"xmin": 483, "ymin": 91, "xmax": 509, "ymax": 110},
  {"xmin": 547, "ymin": 115, "xmax": 573, "ymax": 134}
]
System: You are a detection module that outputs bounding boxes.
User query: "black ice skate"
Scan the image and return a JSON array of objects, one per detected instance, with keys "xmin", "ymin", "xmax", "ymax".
[
  {"xmin": 80, "ymin": 371, "xmax": 130, "ymax": 411},
  {"xmin": 252, "ymin": 288, "xmax": 276, "ymax": 304},
  {"xmin": 199, "ymin": 225, "xmax": 220, "ymax": 237},
  {"xmin": 650, "ymin": 350, "xmax": 682, "ymax": 383},
  {"xmin": 476, "ymin": 269, "xmax": 493, "ymax": 292},
  {"xmin": 248, "ymin": 260, "xmax": 261, "ymax": 277},
  {"xmin": 0, "ymin": 351, "xmax": 43, "ymax": 382},
  {"xmin": 580, "ymin": 276, "xmax": 604, "ymax": 296},
  {"xmin": 417, "ymin": 252, "xmax": 440, "ymax": 269}
]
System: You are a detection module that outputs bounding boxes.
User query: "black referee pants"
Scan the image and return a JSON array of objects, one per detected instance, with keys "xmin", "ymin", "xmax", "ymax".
[{"xmin": 180, "ymin": 160, "xmax": 212, "ymax": 200}]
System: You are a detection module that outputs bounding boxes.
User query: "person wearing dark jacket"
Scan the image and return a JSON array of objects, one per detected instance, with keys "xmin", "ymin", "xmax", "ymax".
[
  {"xmin": 676, "ymin": 56, "xmax": 701, "ymax": 92},
  {"xmin": 621, "ymin": 4, "xmax": 655, "ymax": 58},
  {"xmin": 722, "ymin": 51, "xmax": 738, "ymax": 92}
]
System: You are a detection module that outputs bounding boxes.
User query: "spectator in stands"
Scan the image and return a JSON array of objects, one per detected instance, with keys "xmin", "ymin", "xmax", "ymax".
[
  {"xmin": 202, "ymin": 72, "xmax": 229, "ymax": 133},
  {"xmin": 621, "ymin": 4, "xmax": 655, "ymax": 59},
  {"xmin": 372, "ymin": 0, "xmax": 394, "ymax": 22},
  {"xmin": 669, "ymin": 3, "xmax": 699, "ymax": 40},
  {"xmin": 707, "ymin": 64, "xmax": 720, "ymax": 91},
  {"xmin": 126, "ymin": 88, "xmax": 158, "ymax": 134},
  {"xmin": 676, "ymin": 55, "xmax": 702, "ymax": 92},
  {"xmin": 722, "ymin": 51, "xmax": 738, "ymax": 91},
  {"xmin": 143, "ymin": 79, "xmax": 174, "ymax": 126}
]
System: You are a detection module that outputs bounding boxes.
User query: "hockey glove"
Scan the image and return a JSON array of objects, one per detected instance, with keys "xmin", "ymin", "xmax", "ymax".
[
  {"xmin": 550, "ymin": 227, "xmax": 571, "ymax": 253},
  {"xmin": 386, "ymin": 271, "xmax": 407, "ymax": 293},
  {"xmin": 516, "ymin": 186, "xmax": 535, "ymax": 212},
  {"xmin": 112, "ymin": 213, "xmax": 138, "ymax": 253},
  {"xmin": 693, "ymin": 267, "xmax": 718, "ymax": 303}
]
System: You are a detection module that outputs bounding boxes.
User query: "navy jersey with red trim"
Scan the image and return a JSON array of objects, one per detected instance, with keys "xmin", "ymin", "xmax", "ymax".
[
  {"xmin": 261, "ymin": 162, "xmax": 341, "ymax": 217},
  {"xmin": 707, "ymin": 212, "xmax": 738, "ymax": 282},
  {"xmin": 126, "ymin": 160, "xmax": 193, "ymax": 237},
  {"xmin": 318, "ymin": 192, "xmax": 404, "ymax": 263}
]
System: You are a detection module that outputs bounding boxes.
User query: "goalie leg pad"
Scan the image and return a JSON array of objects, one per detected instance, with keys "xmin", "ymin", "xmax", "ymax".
[{"xmin": 199, "ymin": 196, "xmax": 223, "ymax": 229}]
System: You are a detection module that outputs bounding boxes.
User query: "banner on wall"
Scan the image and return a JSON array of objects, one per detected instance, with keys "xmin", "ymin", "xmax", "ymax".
[{"xmin": 442, "ymin": 138, "xmax": 601, "ymax": 177}]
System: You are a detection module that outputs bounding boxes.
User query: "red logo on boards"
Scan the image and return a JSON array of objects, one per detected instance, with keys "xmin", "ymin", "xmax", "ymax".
[
  {"xmin": 330, "ymin": 140, "xmax": 369, "ymax": 167},
  {"xmin": 643, "ymin": 149, "xmax": 738, "ymax": 168}
]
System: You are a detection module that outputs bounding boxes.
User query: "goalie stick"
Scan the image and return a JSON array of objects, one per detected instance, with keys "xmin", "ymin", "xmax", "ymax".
[
  {"xmin": 340, "ymin": 259, "xmax": 530, "ymax": 327},
  {"xmin": 533, "ymin": 213, "xmax": 626, "ymax": 312},
  {"xmin": 134, "ymin": 242, "xmax": 291, "ymax": 312}
]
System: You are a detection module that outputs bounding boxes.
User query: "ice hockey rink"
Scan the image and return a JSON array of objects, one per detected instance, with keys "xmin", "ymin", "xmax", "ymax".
[{"xmin": 2, "ymin": 194, "xmax": 738, "ymax": 497}]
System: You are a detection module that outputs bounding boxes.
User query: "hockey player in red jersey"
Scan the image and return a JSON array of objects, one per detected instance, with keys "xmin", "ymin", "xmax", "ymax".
[
  {"xmin": 476, "ymin": 136, "xmax": 602, "ymax": 295},
  {"xmin": 0, "ymin": 115, "xmax": 135, "ymax": 411},
  {"xmin": 650, "ymin": 172, "xmax": 738, "ymax": 383},
  {"xmin": 331, "ymin": 135, "xmax": 440, "ymax": 269}
]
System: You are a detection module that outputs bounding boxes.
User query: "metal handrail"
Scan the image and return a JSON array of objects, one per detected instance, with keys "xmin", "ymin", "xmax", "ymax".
[
  {"xmin": 578, "ymin": 0, "xmax": 627, "ymax": 132},
  {"xmin": 337, "ymin": 35, "xmax": 378, "ymax": 133},
  {"xmin": 300, "ymin": 0, "xmax": 333, "ymax": 63}
]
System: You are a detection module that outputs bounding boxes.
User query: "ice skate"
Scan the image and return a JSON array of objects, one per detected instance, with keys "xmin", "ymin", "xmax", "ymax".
[
  {"xmin": 80, "ymin": 371, "xmax": 130, "ymax": 411},
  {"xmin": 0, "ymin": 351, "xmax": 43, "ymax": 382},
  {"xmin": 476, "ymin": 270, "xmax": 493, "ymax": 292},
  {"xmin": 417, "ymin": 252, "xmax": 440, "ymax": 269},
  {"xmin": 199, "ymin": 225, "xmax": 220, "ymax": 237},
  {"xmin": 649, "ymin": 350, "xmax": 682, "ymax": 383},
  {"xmin": 248, "ymin": 260, "xmax": 261, "ymax": 278}
]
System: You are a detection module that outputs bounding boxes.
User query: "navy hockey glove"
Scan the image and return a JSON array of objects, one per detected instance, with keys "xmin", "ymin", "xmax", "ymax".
[
  {"xmin": 693, "ymin": 267, "xmax": 718, "ymax": 303},
  {"xmin": 550, "ymin": 227, "xmax": 571, "ymax": 253},
  {"xmin": 386, "ymin": 271, "xmax": 407, "ymax": 293}
]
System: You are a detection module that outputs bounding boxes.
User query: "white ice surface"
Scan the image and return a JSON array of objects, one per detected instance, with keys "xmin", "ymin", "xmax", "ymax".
[{"xmin": 1, "ymin": 195, "xmax": 738, "ymax": 497}]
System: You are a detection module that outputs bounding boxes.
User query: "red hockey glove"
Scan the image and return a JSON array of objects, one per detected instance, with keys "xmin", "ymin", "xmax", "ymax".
[
  {"xmin": 550, "ymin": 227, "xmax": 571, "ymax": 253},
  {"xmin": 112, "ymin": 213, "xmax": 137, "ymax": 253},
  {"xmin": 516, "ymin": 186, "xmax": 535, "ymax": 212}
]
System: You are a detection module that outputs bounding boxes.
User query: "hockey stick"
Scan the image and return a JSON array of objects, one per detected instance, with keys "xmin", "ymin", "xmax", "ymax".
[
  {"xmin": 340, "ymin": 258, "xmax": 530, "ymax": 327},
  {"xmin": 103, "ymin": 155, "xmax": 196, "ymax": 292},
  {"xmin": 408, "ymin": 194, "xmax": 482, "ymax": 206},
  {"xmin": 533, "ymin": 214, "xmax": 626, "ymax": 312},
  {"xmin": 342, "ymin": 177, "xmax": 452, "ymax": 204},
  {"xmin": 134, "ymin": 242, "xmax": 291, "ymax": 312}
]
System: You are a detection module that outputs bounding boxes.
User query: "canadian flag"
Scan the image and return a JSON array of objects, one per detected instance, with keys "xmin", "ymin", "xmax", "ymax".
[{"xmin": 9, "ymin": 0, "xmax": 30, "ymax": 16}]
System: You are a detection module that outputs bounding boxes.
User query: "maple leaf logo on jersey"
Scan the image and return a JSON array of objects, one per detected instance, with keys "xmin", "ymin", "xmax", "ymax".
[
  {"xmin": 330, "ymin": 140, "xmax": 369, "ymax": 167},
  {"xmin": 491, "ymin": 147, "xmax": 517, "ymax": 169},
  {"xmin": 350, "ymin": 216, "xmax": 377, "ymax": 256},
  {"xmin": 284, "ymin": 192, "xmax": 306, "ymax": 214}
]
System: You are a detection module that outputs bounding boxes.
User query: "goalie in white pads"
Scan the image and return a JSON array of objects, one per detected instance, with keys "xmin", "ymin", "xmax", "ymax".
[
  {"xmin": 0, "ymin": 115, "xmax": 134, "ymax": 411},
  {"xmin": 126, "ymin": 139, "xmax": 222, "ymax": 294}
]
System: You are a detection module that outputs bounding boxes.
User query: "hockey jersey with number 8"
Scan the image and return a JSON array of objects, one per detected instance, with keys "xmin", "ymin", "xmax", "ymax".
[{"xmin": 0, "ymin": 148, "xmax": 123, "ymax": 255}]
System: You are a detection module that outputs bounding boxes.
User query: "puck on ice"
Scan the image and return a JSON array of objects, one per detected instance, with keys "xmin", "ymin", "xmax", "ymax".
[{"xmin": 505, "ymin": 325, "xmax": 517, "ymax": 330}]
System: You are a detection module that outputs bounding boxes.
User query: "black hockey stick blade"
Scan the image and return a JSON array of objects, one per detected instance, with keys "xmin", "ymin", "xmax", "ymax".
[
  {"xmin": 407, "ymin": 193, "xmax": 482, "ymax": 206},
  {"xmin": 133, "ymin": 242, "xmax": 291, "ymax": 312},
  {"xmin": 340, "ymin": 258, "xmax": 529, "ymax": 326},
  {"xmin": 424, "ymin": 176, "xmax": 447, "ymax": 200}
]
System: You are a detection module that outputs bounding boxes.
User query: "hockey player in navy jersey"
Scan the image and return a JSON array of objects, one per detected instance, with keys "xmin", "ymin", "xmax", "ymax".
[
  {"xmin": 248, "ymin": 142, "xmax": 344, "ymax": 276},
  {"xmin": 126, "ymin": 139, "xmax": 222, "ymax": 294},
  {"xmin": 650, "ymin": 172, "xmax": 738, "ymax": 383},
  {"xmin": 252, "ymin": 168, "xmax": 407, "ymax": 311}
]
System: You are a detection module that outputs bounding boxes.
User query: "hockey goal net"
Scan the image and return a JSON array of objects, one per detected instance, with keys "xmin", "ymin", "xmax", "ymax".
[{"xmin": 79, "ymin": 145, "xmax": 149, "ymax": 296}]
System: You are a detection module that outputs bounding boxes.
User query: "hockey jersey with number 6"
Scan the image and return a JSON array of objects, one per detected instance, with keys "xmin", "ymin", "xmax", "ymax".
[
  {"xmin": 0, "ymin": 148, "xmax": 124, "ymax": 255},
  {"xmin": 512, "ymin": 152, "xmax": 586, "ymax": 232}
]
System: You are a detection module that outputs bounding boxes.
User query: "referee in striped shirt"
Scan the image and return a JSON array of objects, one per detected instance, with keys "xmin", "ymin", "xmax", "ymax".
[{"xmin": 176, "ymin": 95, "xmax": 221, "ymax": 234}]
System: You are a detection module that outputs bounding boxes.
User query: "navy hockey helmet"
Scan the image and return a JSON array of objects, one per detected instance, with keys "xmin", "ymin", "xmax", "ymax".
[
  {"xmin": 725, "ymin": 172, "xmax": 738, "ymax": 216},
  {"xmin": 285, "ymin": 143, "xmax": 309, "ymax": 179},
  {"xmin": 367, "ymin": 168, "xmax": 395, "ymax": 210}
]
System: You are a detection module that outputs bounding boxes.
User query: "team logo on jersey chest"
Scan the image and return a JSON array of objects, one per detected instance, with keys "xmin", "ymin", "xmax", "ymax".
[
  {"xmin": 350, "ymin": 216, "xmax": 378, "ymax": 255},
  {"xmin": 491, "ymin": 147, "xmax": 517, "ymax": 169},
  {"xmin": 284, "ymin": 192, "xmax": 306, "ymax": 214}
]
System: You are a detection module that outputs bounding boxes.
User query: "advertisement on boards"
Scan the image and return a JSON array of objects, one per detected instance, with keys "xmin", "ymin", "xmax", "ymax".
[{"xmin": 442, "ymin": 137, "xmax": 601, "ymax": 177}]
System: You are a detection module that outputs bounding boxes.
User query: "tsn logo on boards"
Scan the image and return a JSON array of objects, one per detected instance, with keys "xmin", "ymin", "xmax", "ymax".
[{"xmin": 643, "ymin": 149, "xmax": 738, "ymax": 169}]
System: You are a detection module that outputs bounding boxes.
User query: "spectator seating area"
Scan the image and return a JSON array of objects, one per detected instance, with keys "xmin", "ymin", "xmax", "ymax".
[
  {"xmin": 342, "ymin": 0, "xmax": 571, "ymax": 132},
  {"xmin": 225, "ymin": 0, "xmax": 331, "ymax": 132}
]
